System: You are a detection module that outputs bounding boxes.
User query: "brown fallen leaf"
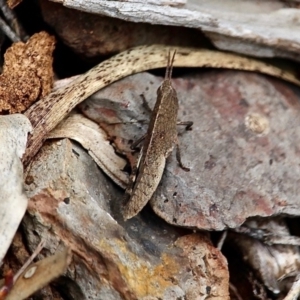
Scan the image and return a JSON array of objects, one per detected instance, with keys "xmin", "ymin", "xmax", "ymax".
[
  {"xmin": 0, "ymin": 31, "xmax": 55, "ymax": 113},
  {"xmin": 5, "ymin": 248, "xmax": 71, "ymax": 300},
  {"xmin": 0, "ymin": 240, "xmax": 45, "ymax": 299}
]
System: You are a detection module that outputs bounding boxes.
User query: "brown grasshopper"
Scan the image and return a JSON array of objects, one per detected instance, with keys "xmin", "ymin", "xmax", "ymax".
[{"xmin": 122, "ymin": 51, "xmax": 192, "ymax": 220}]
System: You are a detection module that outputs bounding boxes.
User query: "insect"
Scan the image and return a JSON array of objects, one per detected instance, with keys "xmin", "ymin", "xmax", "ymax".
[{"xmin": 122, "ymin": 50, "xmax": 192, "ymax": 220}]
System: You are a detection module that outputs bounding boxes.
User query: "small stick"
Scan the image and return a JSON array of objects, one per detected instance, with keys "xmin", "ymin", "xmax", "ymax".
[
  {"xmin": 0, "ymin": 0, "xmax": 27, "ymax": 41},
  {"xmin": 13, "ymin": 239, "xmax": 45, "ymax": 283},
  {"xmin": 283, "ymin": 273, "xmax": 300, "ymax": 300},
  {"xmin": 229, "ymin": 283, "xmax": 243, "ymax": 300},
  {"xmin": 216, "ymin": 230, "xmax": 228, "ymax": 250},
  {"xmin": 0, "ymin": 15, "xmax": 20, "ymax": 42}
]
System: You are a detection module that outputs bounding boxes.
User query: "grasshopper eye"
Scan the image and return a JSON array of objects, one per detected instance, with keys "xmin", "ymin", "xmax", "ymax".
[{"xmin": 157, "ymin": 85, "xmax": 163, "ymax": 95}]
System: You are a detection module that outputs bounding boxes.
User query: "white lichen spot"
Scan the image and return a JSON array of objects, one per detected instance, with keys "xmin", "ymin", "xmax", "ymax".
[
  {"xmin": 24, "ymin": 265, "xmax": 37, "ymax": 279},
  {"xmin": 245, "ymin": 113, "xmax": 269, "ymax": 135}
]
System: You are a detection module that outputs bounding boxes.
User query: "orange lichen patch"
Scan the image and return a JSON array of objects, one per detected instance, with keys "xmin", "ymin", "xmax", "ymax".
[
  {"xmin": 0, "ymin": 31, "xmax": 55, "ymax": 113},
  {"xmin": 98, "ymin": 238, "xmax": 181, "ymax": 299}
]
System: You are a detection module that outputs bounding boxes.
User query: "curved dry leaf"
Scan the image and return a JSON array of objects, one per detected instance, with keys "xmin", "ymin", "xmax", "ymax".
[
  {"xmin": 7, "ymin": 0, "xmax": 23, "ymax": 9},
  {"xmin": 48, "ymin": 113, "xmax": 128, "ymax": 188},
  {"xmin": 0, "ymin": 114, "xmax": 32, "ymax": 262},
  {"xmin": 24, "ymin": 44, "xmax": 300, "ymax": 167}
]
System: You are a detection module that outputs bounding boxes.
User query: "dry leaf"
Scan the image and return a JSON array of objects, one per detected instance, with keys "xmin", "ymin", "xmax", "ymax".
[
  {"xmin": 0, "ymin": 31, "xmax": 55, "ymax": 113},
  {"xmin": 48, "ymin": 113, "xmax": 128, "ymax": 188},
  {"xmin": 6, "ymin": 248, "xmax": 71, "ymax": 300},
  {"xmin": 0, "ymin": 114, "xmax": 32, "ymax": 262},
  {"xmin": 175, "ymin": 234, "xmax": 230, "ymax": 299},
  {"xmin": 24, "ymin": 44, "xmax": 300, "ymax": 167}
]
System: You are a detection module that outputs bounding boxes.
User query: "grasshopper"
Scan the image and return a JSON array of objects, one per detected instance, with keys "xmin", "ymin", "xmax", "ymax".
[{"xmin": 123, "ymin": 51, "xmax": 192, "ymax": 220}]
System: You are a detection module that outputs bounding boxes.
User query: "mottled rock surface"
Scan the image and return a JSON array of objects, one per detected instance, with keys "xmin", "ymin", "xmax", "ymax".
[
  {"xmin": 24, "ymin": 139, "xmax": 229, "ymax": 299},
  {"xmin": 80, "ymin": 70, "xmax": 300, "ymax": 230}
]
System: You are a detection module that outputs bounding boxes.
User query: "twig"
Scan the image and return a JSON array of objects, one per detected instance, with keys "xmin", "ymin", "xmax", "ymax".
[
  {"xmin": 283, "ymin": 273, "xmax": 300, "ymax": 300},
  {"xmin": 0, "ymin": 15, "xmax": 19, "ymax": 42},
  {"xmin": 229, "ymin": 283, "xmax": 243, "ymax": 300},
  {"xmin": 0, "ymin": 0, "xmax": 27, "ymax": 41},
  {"xmin": 13, "ymin": 239, "xmax": 45, "ymax": 283},
  {"xmin": 217, "ymin": 230, "xmax": 227, "ymax": 250}
]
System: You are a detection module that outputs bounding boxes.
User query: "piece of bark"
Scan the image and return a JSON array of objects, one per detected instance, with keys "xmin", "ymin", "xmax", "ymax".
[
  {"xmin": 24, "ymin": 138, "xmax": 229, "ymax": 299},
  {"xmin": 79, "ymin": 71, "xmax": 300, "ymax": 230},
  {"xmin": 52, "ymin": 0, "xmax": 300, "ymax": 61},
  {"xmin": 232, "ymin": 218, "xmax": 300, "ymax": 294},
  {"xmin": 0, "ymin": 31, "xmax": 55, "ymax": 113},
  {"xmin": 40, "ymin": 0, "xmax": 205, "ymax": 58},
  {"xmin": 0, "ymin": 114, "xmax": 32, "ymax": 262}
]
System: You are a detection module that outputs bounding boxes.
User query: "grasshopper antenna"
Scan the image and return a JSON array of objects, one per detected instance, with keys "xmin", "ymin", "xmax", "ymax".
[
  {"xmin": 165, "ymin": 50, "xmax": 176, "ymax": 80},
  {"xmin": 169, "ymin": 50, "xmax": 176, "ymax": 80}
]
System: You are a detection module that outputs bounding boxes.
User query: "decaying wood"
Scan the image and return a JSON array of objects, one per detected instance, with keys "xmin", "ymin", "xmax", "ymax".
[
  {"xmin": 23, "ymin": 45, "xmax": 300, "ymax": 167},
  {"xmin": 233, "ymin": 218, "xmax": 300, "ymax": 294}
]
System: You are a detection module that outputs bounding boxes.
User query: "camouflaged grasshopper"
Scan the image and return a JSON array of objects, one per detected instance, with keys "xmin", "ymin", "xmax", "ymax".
[{"xmin": 123, "ymin": 51, "xmax": 192, "ymax": 220}]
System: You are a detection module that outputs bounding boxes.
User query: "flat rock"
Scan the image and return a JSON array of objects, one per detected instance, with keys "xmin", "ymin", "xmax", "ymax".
[{"xmin": 80, "ymin": 70, "xmax": 300, "ymax": 230}]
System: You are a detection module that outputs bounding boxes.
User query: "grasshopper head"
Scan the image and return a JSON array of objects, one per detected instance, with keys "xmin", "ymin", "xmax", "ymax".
[{"xmin": 157, "ymin": 79, "xmax": 175, "ymax": 97}]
